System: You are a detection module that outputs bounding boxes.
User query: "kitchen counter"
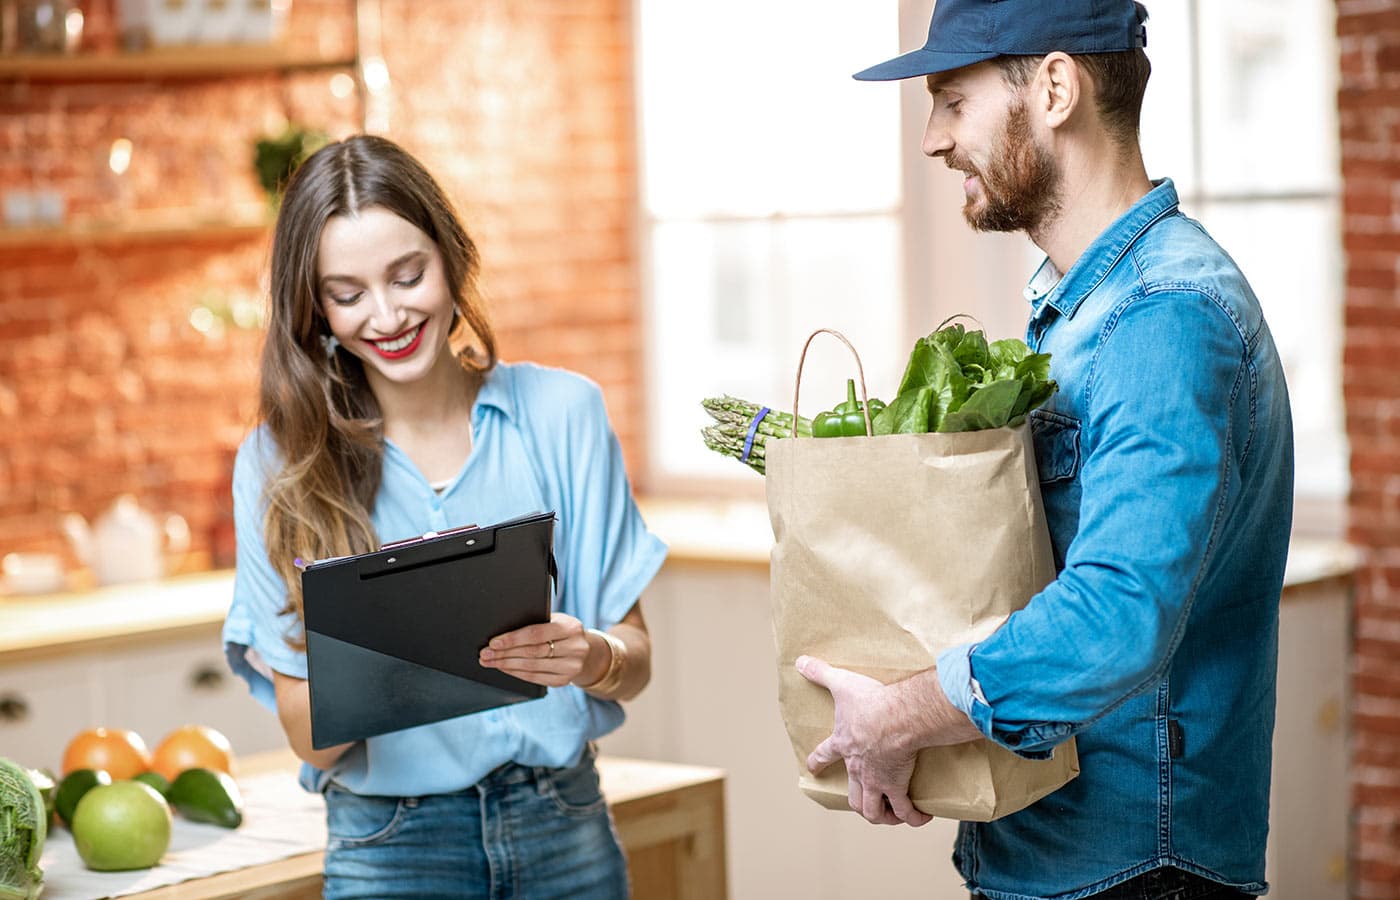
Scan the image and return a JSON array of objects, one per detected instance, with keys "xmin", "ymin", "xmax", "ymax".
[
  {"xmin": 0, "ymin": 498, "xmax": 1359, "ymax": 660},
  {"xmin": 0, "ymin": 570, "xmax": 239, "ymax": 660},
  {"xmin": 38, "ymin": 749, "xmax": 726, "ymax": 900}
]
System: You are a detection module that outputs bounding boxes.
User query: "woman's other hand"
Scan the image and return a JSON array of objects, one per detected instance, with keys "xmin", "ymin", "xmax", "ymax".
[
  {"xmin": 479, "ymin": 612, "xmax": 599, "ymax": 687},
  {"xmin": 480, "ymin": 605, "xmax": 651, "ymax": 700}
]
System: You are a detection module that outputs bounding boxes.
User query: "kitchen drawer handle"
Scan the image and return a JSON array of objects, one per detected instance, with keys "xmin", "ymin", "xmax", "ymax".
[
  {"xmin": 190, "ymin": 665, "xmax": 226, "ymax": 690},
  {"xmin": 0, "ymin": 694, "xmax": 30, "ymax": 722}
]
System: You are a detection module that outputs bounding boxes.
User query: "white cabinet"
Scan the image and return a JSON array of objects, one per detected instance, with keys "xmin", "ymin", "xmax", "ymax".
[
  {"xmin": 98, "ymin": 632, "xmax": 285, "ymax": 761},
  {"xmin": 0, "ymin": 627, "xmax": 285, "ymax": 773},
  {"xmin": 0, "ymin": 654, "xmax": 100, "ymax": 770},
  {"xmin": 1267, "ymin": 577, "xmax": 1350, "ymax": 899}
]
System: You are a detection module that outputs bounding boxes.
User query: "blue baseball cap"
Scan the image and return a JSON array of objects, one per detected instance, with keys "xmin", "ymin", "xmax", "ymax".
[{"xmin": 854, "ymin": 0, "xmax": 1148, "ymax": 81}]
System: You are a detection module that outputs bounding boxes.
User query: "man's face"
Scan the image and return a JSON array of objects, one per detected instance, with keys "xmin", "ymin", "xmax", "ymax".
[{"xmin": 923, "ymin": 63, "xmax": 1062, "ymax": 234}]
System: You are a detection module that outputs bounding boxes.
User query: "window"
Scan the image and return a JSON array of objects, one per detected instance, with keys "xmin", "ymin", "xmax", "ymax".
[
  {"xmin": 901, "ymin": 0, "xmax": 1347, "ymax": 518},
  {"xmin": 638, "ymin": 0, "xmax": 1345, "ymax": 519},
  {"xmin": 1139, "ymin": 0, "xmax": 1346, "ymax": 519},
  {"xmin": 637, "ymin": 1, "xmax": 905, "ymax": 486}
]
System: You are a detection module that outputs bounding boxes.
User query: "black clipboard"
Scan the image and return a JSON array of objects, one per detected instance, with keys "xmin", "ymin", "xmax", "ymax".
[{"xmin": 301, "ymin": 510, "xmax": 557, "ymax": 749}]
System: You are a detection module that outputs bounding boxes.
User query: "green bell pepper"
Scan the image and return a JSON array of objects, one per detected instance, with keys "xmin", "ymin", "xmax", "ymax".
[{"xmin": 812, "ymin": 378, "xmax": 886, "ymax": 437}]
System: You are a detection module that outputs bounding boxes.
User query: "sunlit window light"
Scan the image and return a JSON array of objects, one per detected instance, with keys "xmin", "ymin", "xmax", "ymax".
[
  {"xmin": 329, "ymin": 73, "xmax": 356, "ymax": 99},
  {"xmin": 230, "ymin": 296, "xmax": 264, "ymax": 330},
  {"xmin": 362, "ymin": 57, "xmax": 390, "ymax": 95},
  {"xmin": 108, "ymin": 138, "xmax": 133, "ymax": 176},
  {"xmin": 189, "ymin": 307, "xmax": 218, "ymax": 335}
]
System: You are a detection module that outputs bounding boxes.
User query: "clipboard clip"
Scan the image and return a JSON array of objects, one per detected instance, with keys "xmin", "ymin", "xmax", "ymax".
[
  {"xmin": 345, "ymin": 511, "xmax": 557, "ymax": 584},
  {"xmin": 361, "ymin": 524, "xmax": 493, "ymax": 580},
  {"xmin": 379, "ymin": 523, "xmax": 480, "ymax": 551}
]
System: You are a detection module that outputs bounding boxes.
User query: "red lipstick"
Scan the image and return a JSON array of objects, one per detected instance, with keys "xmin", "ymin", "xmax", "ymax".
[{"xmin": 367, "ymin": 323, "xmax": 425, "ymax": 360}]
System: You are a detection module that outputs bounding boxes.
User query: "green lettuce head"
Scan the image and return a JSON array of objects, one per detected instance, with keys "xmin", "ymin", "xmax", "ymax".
[{"xmin": 0, "ymin": 758, "xmax": 45, "ymax": 900}]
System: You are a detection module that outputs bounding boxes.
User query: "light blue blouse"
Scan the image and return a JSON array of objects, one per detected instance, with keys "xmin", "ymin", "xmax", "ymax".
[{"xmin": 222, "ymin": 361, "xmax": 668, "ymax": 796}]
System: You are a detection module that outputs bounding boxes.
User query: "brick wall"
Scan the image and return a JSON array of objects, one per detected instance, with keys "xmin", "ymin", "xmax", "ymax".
[
  {"xmin": 0, "ymin": 0, "xmax": 644, "ymax": 574},
  {"xmin": 376, "ymin": 0, "xmax": 645, "ymax": 462},
  {"xmin": 1339, "ymin": 2, "xmax": 1400, "ymax": 897}
]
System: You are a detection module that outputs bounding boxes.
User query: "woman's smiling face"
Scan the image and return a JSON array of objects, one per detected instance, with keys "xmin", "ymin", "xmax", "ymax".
[{"xmin": 316, "ymin": 205, "xmax": 456, "ymax": 387}]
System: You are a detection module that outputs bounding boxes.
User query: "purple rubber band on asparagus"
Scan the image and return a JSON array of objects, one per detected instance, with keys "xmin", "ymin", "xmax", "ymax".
[{"xmin": 742, "ymin": 407, "xmax": 770, "ymax": 462}]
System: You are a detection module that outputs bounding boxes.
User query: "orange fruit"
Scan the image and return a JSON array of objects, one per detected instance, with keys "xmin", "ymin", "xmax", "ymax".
[
  {"xmin": 60, "ymin": 728, "xmax": 151, "ymax": 780},
  {"xmin": 149, "ymin": 725, "xmax": 235, "ymax": 782}
]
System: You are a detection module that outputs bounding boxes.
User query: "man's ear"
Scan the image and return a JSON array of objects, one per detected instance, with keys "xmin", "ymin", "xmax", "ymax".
[{"xmin": 1036, "ymin": 52, "xmax": 1081, "ymax": 130}]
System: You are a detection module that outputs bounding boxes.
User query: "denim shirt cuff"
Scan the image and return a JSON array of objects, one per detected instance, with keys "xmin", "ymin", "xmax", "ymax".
[
  {"xmin": 937, "ymin": 643, "xmax": 1061, "ymax": 761},
  {"xmin": 935, "ymin": 642, "xmax": 980, "ymax": 719}
]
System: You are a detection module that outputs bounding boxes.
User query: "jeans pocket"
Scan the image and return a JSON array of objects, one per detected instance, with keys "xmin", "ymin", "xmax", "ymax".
[
  {"xmin": 541, "ymin": 757, "xmax": 607, "ymax": 818},
  {"xmin": 324, "ymin": 785, "xmax": 409, "ymax": 848}
]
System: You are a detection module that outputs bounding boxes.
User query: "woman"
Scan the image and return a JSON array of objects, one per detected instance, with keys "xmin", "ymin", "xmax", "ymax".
[{"xmin": 222, "ymin": 134, "xmax": 667, "ymax": 899}]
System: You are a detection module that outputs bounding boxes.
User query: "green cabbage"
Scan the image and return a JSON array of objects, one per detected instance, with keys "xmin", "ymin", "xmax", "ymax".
[
  {"xmin": 873, "ymin": 322, "xmax": 1057, "ymax": 434},
  {"xmin": 0, "ymin": 758, "xmax": 44, "ymax": 900}
]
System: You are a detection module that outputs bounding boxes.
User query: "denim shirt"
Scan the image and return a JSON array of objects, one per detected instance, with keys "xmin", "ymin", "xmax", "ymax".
[{"xmin": 935, "ymin": 180, "xmax": 1294, "ymax": 900}]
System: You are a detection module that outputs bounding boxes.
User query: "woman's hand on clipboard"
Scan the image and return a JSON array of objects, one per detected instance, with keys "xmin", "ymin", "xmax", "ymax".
[
  {"xmin": 479, "ymin": 604, "xmax": 652, "ymax": 701},
  {"xmin": 479, "ymin": 612, "xmax": 593, "ymax": 685}
]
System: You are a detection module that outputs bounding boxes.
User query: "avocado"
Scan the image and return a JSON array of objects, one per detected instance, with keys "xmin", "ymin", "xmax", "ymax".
[
  {"xmin": 168, "ymin": 768, "xmax": 243, "ymax": 828},
  {"xmin": 55, "ymin": 768, "xmax": 111, "ymax": 827},
  {"xmin": 132, "ymin": 771, "xmax": 170, "ymax": 798}
]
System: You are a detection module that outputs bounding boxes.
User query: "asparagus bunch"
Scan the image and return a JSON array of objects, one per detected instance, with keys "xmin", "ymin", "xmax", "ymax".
[{"xmin": 700, "ymin": 396, "xmax": 811, "ymax": 476}]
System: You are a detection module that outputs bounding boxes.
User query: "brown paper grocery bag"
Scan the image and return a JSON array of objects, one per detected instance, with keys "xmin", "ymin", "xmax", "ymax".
[{"xmin": 764, "ymin": 329, "xmax": 1078, "ymax": 822}]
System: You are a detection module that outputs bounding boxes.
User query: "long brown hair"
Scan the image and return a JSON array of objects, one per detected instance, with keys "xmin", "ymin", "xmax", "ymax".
[{"xmin": 258, "ymin": 134, "xmax": 496, "ymax": 639}]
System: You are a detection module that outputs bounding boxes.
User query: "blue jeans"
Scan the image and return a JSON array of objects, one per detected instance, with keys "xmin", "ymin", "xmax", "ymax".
[
  {"xmin": 974, "ymin": 867, "xmax": 1252, "ymax": 900},
  {"xmin": 322, "ymin": 750, "xmax": 628, "ymax": 899}
]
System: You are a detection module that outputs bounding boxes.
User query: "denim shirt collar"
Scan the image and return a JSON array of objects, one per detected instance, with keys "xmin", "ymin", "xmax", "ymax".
[{"xmin": 1026, "ymin": 178, "xmax": 1181, "ymax": 321}]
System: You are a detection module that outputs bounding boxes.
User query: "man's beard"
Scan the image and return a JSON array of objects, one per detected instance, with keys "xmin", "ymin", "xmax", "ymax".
[{"xmin": 948, "ymin": 98, "xmax": 1061, "ymax": 234}]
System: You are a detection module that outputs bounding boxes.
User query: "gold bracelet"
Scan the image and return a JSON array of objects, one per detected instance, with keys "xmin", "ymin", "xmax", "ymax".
[{"xmin": 579, "ymin": 628, "xmax": 628, "ymax": 695}]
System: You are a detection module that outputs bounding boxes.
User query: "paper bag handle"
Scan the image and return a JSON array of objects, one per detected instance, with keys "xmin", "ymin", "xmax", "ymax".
[
  {"xmin": 936, "ymin": 313, "xmax": 985, "ymax": 331},
  {"xmin": 791, "ymin": 328, "xmax": 875, "ymax": 438}
]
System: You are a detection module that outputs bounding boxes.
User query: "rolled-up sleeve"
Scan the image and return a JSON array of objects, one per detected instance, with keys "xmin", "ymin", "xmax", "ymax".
[
  {"xmin": 945, "ymin": 290, "xmax": 1246, "ymax": 756},
  {"xmin": 553, "ymin": 377, "xmax": 669, "ymax": 630},
  {"xmin": 222, "ymin": 431, "xmax": 310, "ymax": 713}
]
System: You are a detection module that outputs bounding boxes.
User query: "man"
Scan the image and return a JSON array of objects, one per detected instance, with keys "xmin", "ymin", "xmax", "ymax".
[{"xmin": 795, "ymin": 2, "xmax": 1294, "ymax": 899}]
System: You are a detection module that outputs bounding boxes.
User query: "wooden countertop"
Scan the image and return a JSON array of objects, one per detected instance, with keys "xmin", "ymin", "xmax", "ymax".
[
  {"xmin": 0, "ymin": 570, "xmax": 239, "ymax": 659},
  {"xmin": 0, "ymin": 498, "xmax": 1360, "ymax": 660},
  {"xmin": 43, "ymin": 749, "xmax": 726, "ymax": 900}
]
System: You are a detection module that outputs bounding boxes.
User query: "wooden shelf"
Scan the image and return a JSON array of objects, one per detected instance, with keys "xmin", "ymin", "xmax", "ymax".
[
  {"xmin": 0, "ymin": 209, "xmax": 271, "ymax": 248},
  {"xmin": 0, "ymin": 45, "xmax": 355, "ymax": 81}
]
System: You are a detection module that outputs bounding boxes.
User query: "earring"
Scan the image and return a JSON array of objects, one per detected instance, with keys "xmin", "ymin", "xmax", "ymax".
[{"xmin": 322, "ymin": 334, "xmax": 340, "ymax": 358}]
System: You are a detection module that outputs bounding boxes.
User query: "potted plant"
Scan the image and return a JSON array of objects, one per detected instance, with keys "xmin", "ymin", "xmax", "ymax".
[{"xmin": 253, "ymin": 126, "xmax": 329, "ymax": 210}]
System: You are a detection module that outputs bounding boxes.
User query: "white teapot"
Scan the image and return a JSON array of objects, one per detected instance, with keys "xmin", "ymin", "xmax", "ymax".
[{"xmin": 62, "ymin": 494, "xmax": 191, "ymax": 586}]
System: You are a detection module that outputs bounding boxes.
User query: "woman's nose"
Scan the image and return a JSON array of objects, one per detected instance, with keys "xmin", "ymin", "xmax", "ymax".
[{"xmin": 367, "ymin": 289, "xmax": 406, "ymax": 332}]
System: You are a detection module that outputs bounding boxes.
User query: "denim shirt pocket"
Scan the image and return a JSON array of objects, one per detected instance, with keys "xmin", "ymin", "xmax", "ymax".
[{"xmin": 1029, "ymin": 409, "xmax": 1082, "ymax": 484}]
